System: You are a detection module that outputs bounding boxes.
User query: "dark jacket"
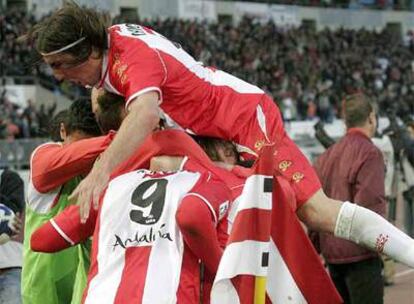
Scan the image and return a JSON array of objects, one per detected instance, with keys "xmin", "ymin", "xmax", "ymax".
[
  {"xmin": 313, "ymin": 129, "xmax": 386, "ymax": 264},
  {"xmin": 0, "ymin": 168, "xmax": 25, "ymax": 243},
  {"xmin": 0, "ymin": 168, "xmax": 24, "ymax": 213}
]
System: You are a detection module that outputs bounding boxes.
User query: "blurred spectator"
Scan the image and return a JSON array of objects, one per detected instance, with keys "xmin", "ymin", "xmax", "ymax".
[
  {"xmin": 200, "ymin": 0, "xmax": 414, "ymax": 10},
  {"xmin": 399, "ymin": 120, "xmax": 414, "ymax": 237},
  {"xmin": 402, "ymin": 121, "xmax": 414, "ymax": 236},
  {"xmin": 0, "ymin": 92, "xmax": 57, "ymax": 139},
  {"xmin": 36, "ymin": 103, "xmax": 57, "ymax": 136},
  {"xmin": 22, "ymin": 99, "xmax": 38, "ymax": 137},
  {"xmin": 0, "ymin": 10, "xmax": 34, "ymax": 77}
]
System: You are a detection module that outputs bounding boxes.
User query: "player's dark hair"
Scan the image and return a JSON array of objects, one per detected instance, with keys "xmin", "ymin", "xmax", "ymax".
[
  {"xmin": 344, "ymin": 93, "xmax": 375, "ymax": 129},
  {"xmin": 23, "ymin": 0, "xmax": 109, "ymax": 63},
  {"xmin": 193, "ymin": 136, "xmax": 241, "ymax": 164},
  {"xmin": 96, "ymin": 92, "xmax": 125, "ymax": 134},
  {"xmin": 194, "ymin": 136, "xmax": 221, "ymax": 161},
  {"xmin": 48, "ymin": 110, "xmax": 70, "ymax": 141},
  {"xmin": 66, "ymin": 98, "xmax": 102, "ymax": 137}
]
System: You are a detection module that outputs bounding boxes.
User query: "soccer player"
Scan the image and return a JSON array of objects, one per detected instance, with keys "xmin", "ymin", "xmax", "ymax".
[
  {"xmin": 22, "ymin": 100, "xmax": 114, "ymax": 304},
  {"xmin": 26, "ymin": 2, "xmax": 414, "ymax": 268}
]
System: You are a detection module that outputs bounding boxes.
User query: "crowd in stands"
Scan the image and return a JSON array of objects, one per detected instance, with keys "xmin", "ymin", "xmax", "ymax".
[
  {"xmin": 234, "ymin": 0, "xmax": 412, "ymax": 10},
  {"xmin": 0, "ymin": 10, "xmax": 34, "ymax": 77},
  {"xmin": 0, "ymin": 10, "xmax": 87, "ymax": 97},
  {"xmin": 1, "ymin": 9, "xmax": 413, "ymax": 138},
  {"xmin": 0, "ymin": 91, "xmax": 56, "ymax": 139},
  {"xmin": 120, "ymin": 15, "xmax": 414, "ymax": 122}
]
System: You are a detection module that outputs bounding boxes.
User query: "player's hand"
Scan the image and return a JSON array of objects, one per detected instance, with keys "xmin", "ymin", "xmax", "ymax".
[
  {"xmin": 69, "ymin": 161, "xmax": 110, "ymax": 223},
  {"xmin": 10, "ymin": 212, "xmax": 22, "ymax": 235},
  {"xmin": 10, "ymin": 212, "xmax": 24, "ymax": 242}
]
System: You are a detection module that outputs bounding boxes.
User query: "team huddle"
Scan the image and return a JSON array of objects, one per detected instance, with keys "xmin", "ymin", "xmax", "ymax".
[
  {"xmin": 24, "ymin": 92, "xmax": 245, "ymax": 303},
  {"xmin": 20, "ymin": 2, "xmax": 414, "ymax": 304}
]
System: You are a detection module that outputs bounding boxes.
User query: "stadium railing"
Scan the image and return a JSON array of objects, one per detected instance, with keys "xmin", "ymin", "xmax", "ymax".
[{"xmin": 0, "ymin": 138, "xmax": 47, "ymax": 169}]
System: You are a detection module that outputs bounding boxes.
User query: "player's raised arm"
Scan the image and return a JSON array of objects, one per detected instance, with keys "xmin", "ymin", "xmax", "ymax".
[{"xmin": 31, "ymin": 134, "xmax": 114, "ymax": 193}]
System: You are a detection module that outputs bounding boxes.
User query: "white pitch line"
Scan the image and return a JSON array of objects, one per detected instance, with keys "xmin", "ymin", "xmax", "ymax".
[{"xmin": 395, "ymin": 269, "xmax": 414, "ymax": 278}]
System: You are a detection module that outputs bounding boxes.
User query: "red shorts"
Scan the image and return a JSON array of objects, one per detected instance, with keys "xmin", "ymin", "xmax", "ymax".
[{"xmin": 234, "ymin": 95, "xmax": 321, "ymax": 208}]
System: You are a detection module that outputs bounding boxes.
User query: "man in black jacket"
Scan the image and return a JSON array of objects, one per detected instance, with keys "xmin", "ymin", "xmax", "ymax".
[{"xmin": 0, "ymin": 167, "xmax": 24, "ymax": 304}]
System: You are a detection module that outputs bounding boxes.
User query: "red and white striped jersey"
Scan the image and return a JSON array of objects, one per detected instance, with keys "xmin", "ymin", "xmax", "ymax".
[
  {"xmin": 100, "ymin": 23, "xmax": 264, "ymax": 141},
  {"xmin": 83, "ymin": 169, "xmax": 211, "ymax": 304}
]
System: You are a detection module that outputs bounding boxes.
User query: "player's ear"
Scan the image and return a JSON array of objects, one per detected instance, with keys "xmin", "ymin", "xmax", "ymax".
[{"xmin": 60, "ymin": 122, "xmax": 67, "ymax": 141}]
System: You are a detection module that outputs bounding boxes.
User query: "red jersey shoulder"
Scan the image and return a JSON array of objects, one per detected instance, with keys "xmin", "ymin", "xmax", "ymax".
[
  {"xmin": 31, "ymin": 142, "xmax": 62, "ymax": 160},
  {"xmin": 107, "ymin": 24, "xmax": 166, "ymax": 102},
  {"xmin": 108, "ymin": 24, "xmax": 160, "ymax": 55},
  {"xmin": 30, "ymin": 142, "xmax": 62, "ymax": 176}
]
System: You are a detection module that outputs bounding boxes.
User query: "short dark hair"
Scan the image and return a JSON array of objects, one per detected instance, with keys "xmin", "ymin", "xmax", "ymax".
[
  {"xmin": 344, "ymin": 94, "xmax": 375, "ymax": 128},
  {"xmin": 193, "ymin": 136, "xmax": 240, "ymax": 164},
  {"xmin": 66, "ymin": 98, "xmax": 102, "ymax": 137},
  {"xmin": 96, "ymin": 92, "xmax": 125, "ymax": 134},
  {"xmin": 48, "ymin": 110, "xmax": 70, "ymax": 141},
  {"xmin": 25, "ymin": 1, "xmax": 109, "ymax": 62}
]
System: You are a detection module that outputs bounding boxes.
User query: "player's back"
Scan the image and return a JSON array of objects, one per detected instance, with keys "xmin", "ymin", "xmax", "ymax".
[
  {"xmin": 106, "ymin": 24, "xmax": 265, "ymax": 140},
  {"xmin": 83, "ymin": 169, "xmax": 202, "ymax": 304}
]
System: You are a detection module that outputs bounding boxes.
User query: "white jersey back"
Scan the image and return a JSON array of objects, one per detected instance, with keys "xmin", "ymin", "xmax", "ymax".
[{"xmin": 84, "ymin": 169, "xmax": 200, "ymax": 304}]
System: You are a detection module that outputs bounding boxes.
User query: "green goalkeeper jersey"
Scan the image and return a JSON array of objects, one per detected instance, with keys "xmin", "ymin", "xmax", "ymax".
[{"xmin": 22, "ymin": 177, "xmax": 90, "ymax": 304}]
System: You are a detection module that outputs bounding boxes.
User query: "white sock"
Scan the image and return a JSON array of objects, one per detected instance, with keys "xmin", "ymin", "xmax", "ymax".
[{"xmin": 334, "ymin": 201, "xmax": 414, "ymax": 268}]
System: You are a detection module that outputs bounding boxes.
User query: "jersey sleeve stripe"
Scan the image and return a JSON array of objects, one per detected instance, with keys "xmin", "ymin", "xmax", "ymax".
[
  {"xmin": 179, "ymin": 156, "xmax": 189, "ymax": 171},
  {"xmin": 153, "ymin": 48, "xmax": 168, "ymax": 85},
  {"xmin": 125, "ymin": 87, "xmax": 163, "ymax": 111},
  {"xmin": 50, "ymin": 218, "xmax": 75, "ymax": 246},
  {"xmin": 183, "ymin": 192, "xmax": 218, "ymax": 225}
]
